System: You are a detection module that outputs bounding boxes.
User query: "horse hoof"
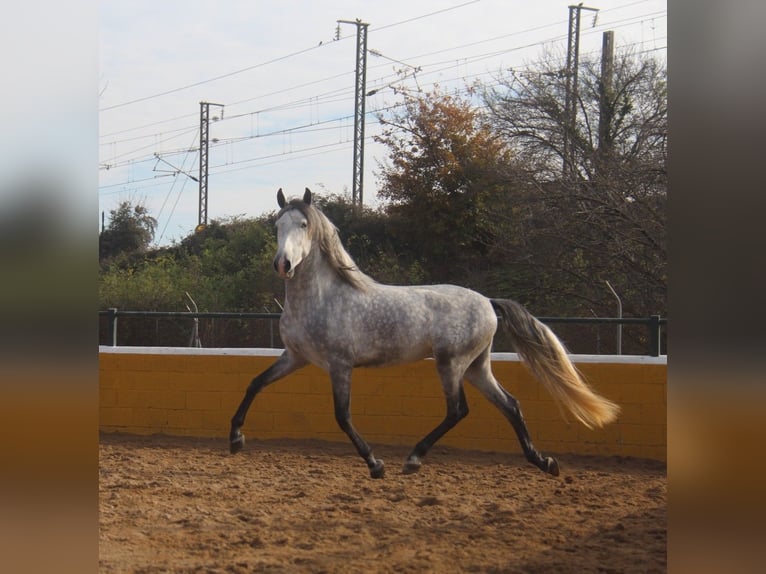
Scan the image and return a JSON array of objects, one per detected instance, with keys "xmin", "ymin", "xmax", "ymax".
[
  {"xmin": 230, "ymin": 434, "xmax": 245, "ymax": 455},
  {"xmin": 369, "ymin": 459, "xmax": 385, "ymax": 479},
  {"xmin": 402, "ymin": 458, "xmax": 422, "ymax": 475},
  {"xmin": 545, "ymin": 456, "xmax": 560, "ymax": 477}
]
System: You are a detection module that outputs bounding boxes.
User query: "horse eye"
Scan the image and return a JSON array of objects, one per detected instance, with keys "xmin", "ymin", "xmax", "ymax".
[{"xmin": 301, "ymin": 221, "xmax": 308, "ymax": 229}]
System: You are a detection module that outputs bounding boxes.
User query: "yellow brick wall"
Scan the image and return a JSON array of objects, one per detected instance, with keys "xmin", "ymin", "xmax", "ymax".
[{"xmin": 99, "ymin": 349, "xmax": 666, "ymax": 461}]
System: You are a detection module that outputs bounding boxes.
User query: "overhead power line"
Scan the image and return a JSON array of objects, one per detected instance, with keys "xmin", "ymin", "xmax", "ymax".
[
  {"xmin": 100, "ymin": 4, "xmax": 666, "ymax": 212},
  {"xmin": 100, "ymin": 6, "xmax": 664, "ymax": 143},
  {"xmin": 99, "ymin": 43, "xmax": 331, "ymax": 112},
  {"xmin": 99, "ymin": 28, "xmax": 665, "ymax": 183},
  {"xmin": 98, "ymin": 0, "xmax": 489, "ymax": 114}
]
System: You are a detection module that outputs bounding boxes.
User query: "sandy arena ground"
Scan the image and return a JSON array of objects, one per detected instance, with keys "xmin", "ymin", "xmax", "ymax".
[{"xmin": 99, "ymin": 433, "xmax": 666, "ymax": 573}]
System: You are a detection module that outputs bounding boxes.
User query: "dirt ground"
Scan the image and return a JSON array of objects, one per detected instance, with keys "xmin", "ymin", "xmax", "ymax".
[{"xmin": 99, "ymin": 433, "xmax": 666, "ymax": 573}]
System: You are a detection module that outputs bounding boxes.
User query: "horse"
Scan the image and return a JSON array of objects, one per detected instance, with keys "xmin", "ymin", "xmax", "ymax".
[{"xmin": 229, "ymin": 188, "xmax": 620, "ymax": 478}]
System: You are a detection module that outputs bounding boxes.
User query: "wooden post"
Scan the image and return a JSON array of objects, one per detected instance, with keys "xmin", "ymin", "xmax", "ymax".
[{"xmin": 598, "ymin": 31, "xmax": 615, "ymax": 163}]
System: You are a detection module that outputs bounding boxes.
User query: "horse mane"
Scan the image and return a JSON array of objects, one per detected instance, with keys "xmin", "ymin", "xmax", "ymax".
[{"xmin": 278, "ymin": 199, "xmax": 373, "ymax": 291}]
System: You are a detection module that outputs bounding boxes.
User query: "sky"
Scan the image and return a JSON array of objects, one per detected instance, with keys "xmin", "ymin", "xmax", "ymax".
[{"xmin": 99, "ymin": 0, "xmax": 667, "ymax": 246}]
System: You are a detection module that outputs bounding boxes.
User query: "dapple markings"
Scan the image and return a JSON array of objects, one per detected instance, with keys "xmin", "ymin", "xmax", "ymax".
[{"xmin": 229, "ymin": 188, "xmax": 619, "ymax": 478}]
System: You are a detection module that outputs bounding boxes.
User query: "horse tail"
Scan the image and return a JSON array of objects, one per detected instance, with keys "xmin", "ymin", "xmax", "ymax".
[{"xmin": 490, "ymin": 298, "xmax": 620, "ymax": 429}]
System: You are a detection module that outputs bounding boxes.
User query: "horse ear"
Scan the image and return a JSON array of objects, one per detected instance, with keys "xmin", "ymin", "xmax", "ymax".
[
  {"xmin": 303, "ymin": 187, "xmax": 312, "ymax": 205},
  {"xmin": 277, "ymin": 188, "xmax": 286, "ymax": 208}
]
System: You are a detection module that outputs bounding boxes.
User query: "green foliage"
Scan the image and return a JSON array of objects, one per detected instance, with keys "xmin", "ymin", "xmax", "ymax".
[
  {"xmin": 99, "ymin": 254, "xmax": 189, "ymax": 311},
  {"xmin": 100, "ymin": 215, "xmax": 281, "ymax": 313},
  {"xmin": 99, "ymin": 51, "xmax": 666, "ymax": 354},
  {"xmin": 173, "ymin": 216, "xmax": 281, "ymax": 312},
  {"xmin": 99, "ymin": 214, "xmax": 283, "ymax": 346},
  {"xmin": 99, "ymin": 201, "xmax": 157, "ymax": 262}
]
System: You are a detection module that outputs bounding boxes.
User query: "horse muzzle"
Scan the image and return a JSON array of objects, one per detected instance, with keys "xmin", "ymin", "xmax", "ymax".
[{"xmin": 274, "ymin": 255, "xmax": 294, "ymax": 279}]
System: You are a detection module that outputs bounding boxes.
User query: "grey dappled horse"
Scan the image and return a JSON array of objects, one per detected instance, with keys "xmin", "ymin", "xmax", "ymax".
[{"xmin": 230, "ymin": 188, "xmax": 620, "ymax": 478}]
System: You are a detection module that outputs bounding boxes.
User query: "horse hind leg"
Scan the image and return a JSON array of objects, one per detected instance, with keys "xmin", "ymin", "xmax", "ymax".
[
  {"xmin": 464, "ymin": 351, "xmax": 559, "ymax": 477},
  {"xmin": 403, "ymin": 357, "xmax": 469, "ymax": 474}
]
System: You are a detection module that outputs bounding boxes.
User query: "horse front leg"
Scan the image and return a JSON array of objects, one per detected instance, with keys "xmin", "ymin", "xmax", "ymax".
[
  {"xmin": 403, "ymin": 378, "xmax": 469, "ymax": 474},
  {"xmin": 330, "ymin": 368, "xmax": 385, "ymax": 479},
  {"xmin": 229, "ymin": 351, "xmax": 306, "ymax": 454}
]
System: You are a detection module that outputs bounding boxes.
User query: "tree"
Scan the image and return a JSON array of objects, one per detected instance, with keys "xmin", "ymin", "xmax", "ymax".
[
  {"xmin": 99, "ymin": 201, "xmax": 157, "ymax": 262},
  {"xmin": 374, "ymin": 87, "xmax": 518, "ymax": 285},
  {"xmin": 485, "ymin": 48, "xmax": 666, "ymax": 182},
  {"xmin": 483, "ymin": 49, "xmax": 667, "ymax": 320}
]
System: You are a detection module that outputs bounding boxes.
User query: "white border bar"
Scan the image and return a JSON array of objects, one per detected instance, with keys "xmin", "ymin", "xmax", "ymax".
[{"xmin": 99, "ymin": 346, "xmax": 666, "ymax": 365}]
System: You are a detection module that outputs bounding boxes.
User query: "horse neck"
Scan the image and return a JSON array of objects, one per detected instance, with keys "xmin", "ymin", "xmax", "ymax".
[{"xmin": 283, "ymin": 246, "xmax": 344, "ymax": 308}]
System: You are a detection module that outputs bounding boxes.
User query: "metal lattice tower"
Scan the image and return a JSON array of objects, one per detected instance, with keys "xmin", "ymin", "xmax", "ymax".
[
  {"xmin": 197, "ymin": 101, "xmax": 223, "ymax": 232},
  {"xmin": 563, "ymin": 4, "xmax": 599, "ymax": 179},
  {"xmin": 338, "ymin": 19, "xmax": 369, "ymax": 206}
]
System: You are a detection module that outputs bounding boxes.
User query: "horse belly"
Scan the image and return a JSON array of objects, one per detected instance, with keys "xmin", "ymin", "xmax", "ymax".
[
  {"xmin": 352, "ymin": 329, "xmax": 432, "ymax": 368},
  {"xmin": 357, "ymin": 347, "xmax": 431, "ymax": 368}
]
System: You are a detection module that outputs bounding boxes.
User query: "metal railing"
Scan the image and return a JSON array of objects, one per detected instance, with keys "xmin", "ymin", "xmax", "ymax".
[
  {"xmin": 99, "ymin": 308, "xmax": 666, "ymax": 356},
  {"xmin": 536, "ymin": 315, "xmax": 666, "ymax": 356}
]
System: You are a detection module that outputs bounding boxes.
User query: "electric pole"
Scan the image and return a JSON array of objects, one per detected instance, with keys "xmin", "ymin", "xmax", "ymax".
[
  {"xmin": 597, "ymin": 30, "xmax": 615, "ymax": 168},
  {"xmin": 197, "ymin": 101, "xmax": 224, "ymax": 232},
  {"xmin": 563, "ymin": 4, "xmax": 599, "ymax": 179},
  {"xmin": 337, "ymin": 19, "xmax": 369, "ymax": 206}
]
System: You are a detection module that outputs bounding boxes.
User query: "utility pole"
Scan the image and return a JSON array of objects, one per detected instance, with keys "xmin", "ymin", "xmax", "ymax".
[
  {"xmin": 337, "ymin": 19, "xmax": 369, "ymax": 206},
  {"xmin": 197, "ymin": 101, "xmax": 224, "ymax": 232},
  {"xmin": 597, "ymin": 30, "xmax": 615, "ymax": 168},
  {"xmin": 563, "ymin": 4, "xmax": 599, "ymax": 179}
]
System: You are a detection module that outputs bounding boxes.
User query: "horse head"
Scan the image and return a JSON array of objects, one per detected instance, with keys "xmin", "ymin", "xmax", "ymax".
[{"xmin": 273, "ymin": 188, "xmax": 314, "ymax": 279}]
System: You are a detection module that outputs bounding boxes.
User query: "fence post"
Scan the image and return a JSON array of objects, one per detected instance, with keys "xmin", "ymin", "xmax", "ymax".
[
  {"xmin": 648, "ymin": 315, "xmax": 661, "ymax": 356},
  {"xmin": 108, "ymin": 307, "xmax": 118, "ymax": 347}
]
